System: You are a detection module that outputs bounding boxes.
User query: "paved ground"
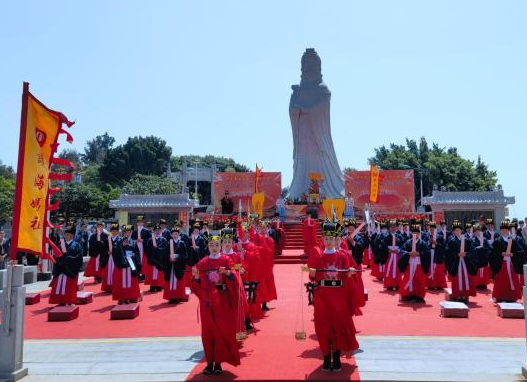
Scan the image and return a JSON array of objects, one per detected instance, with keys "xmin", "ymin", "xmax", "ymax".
[{"xmin": 20, "ymin": 336, "xmax": 527, "ymax": 382}]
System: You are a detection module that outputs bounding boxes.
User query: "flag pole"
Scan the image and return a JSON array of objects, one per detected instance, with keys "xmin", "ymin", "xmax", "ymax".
[{"xmin": 3, "ymin": 82, "xmax": 29, "ymax": 335}]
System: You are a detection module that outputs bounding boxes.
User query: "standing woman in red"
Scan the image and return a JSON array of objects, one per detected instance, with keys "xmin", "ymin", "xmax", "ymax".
[
  {"xmin": 162, "ymin": 227, "xmax": 188, "ymax": 303},
  {"xmin": 192, "ymin": 235, "xmax": 241, "ymax": 375},
  {"xmin": 111, "ymin": 225, "xmax": 142, "ymax": 304},
  {"xmin": 309, "ymin": 221, "xmax": 360, "ymax": 372},
  {"xmin": 303, "ymin": 214, "xmax": 317, "ymax": 255}
]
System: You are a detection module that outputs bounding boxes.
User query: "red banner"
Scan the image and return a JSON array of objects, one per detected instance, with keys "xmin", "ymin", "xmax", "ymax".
[
  {"xmin": 345, "ymin": 169, "xmax": 415, "ymax": 214},
  {"xmin": 213, "ymin": 172, "xmax": 281, "ymax": 215}
]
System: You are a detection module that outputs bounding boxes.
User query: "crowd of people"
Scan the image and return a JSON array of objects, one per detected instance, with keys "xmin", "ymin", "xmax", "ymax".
[
  {"xmin": 44, "ymin": 214, "xmax": 280, "ymax": 375},
  {"xmin": 304, "ymin": 215, "xmax": 527, "ymax": 304}
]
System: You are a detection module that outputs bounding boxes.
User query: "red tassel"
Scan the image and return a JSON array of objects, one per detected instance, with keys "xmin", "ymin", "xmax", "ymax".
[
  {"xmin": 48, "ymin": 200, "xmax": 60, "ymax": 211},
  {"xmin": 57, "ymin": 112, "xmax": 75, "ymax": 128},
  {"xmin": 59, "ymin": 128, "xmax": 74, "ymax": 143},
  {"xmin": 48, "ymin": 186, "xmax": 62, "ymax": 195},
  {"xmin": 51, "ymin": 157, "xmax": 76, "ymax": 171},
  {"xmin": 46, "ymin": 238, "xmax": 61, "ymax": 260},
  {"xmin": 49, "ymin": 173, "xmax": 72, "ymax": 182}
]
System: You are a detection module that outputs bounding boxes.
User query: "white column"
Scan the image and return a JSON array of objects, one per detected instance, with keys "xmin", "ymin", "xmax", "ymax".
[{"xmin": 0, "ymin": 265, "xmax": 28, "ymax": 381}]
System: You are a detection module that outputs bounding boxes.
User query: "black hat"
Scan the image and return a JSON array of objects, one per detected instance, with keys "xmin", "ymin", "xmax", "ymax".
[
  {"xmin": 465, "ymin": 222, "xmax": 472, "ymax": 229},
  {"xmin": 146, "ymin": 221, "xmax": 153, "ymax": 228},
  {"xmin": 410, "ymin": 224, "xmax": 421, "ymax": 233},
  {"xmin": 322, "ymin": 221, "xmax": 340, "ymax": 237},
  {"xmin": 429, "ymin": 221, "xmax": 437, "ymax": 228},
  {"xmin": 388, "ymin": 219, "xmax": 397, "ymax": 227},
  {"xmin": 452, "ymin": 220, "xmax": 462, "ymax": 230},
  {"xmin": 473, "ymin": 224, "xmax": 482, "ymax": 232},
  {"xmin": 485, "ymin": 218, "xmax": 494, "ymax": 225},
  {"xmin": 136, "ymin": 215, "xmax": 144, "ymax": 222},
  {"xmin": 153, "ymin": 224, "xmax": 162, "ymax": 231},
  {"xmin": 159, "ymin": 219, "xmax": 167, "ymax": 225},
  {"xmin": 221, "ymin": 228, "xmax": 236, "ymax": 240},
  {"xmin": 171, "ymin": 227, "xmax": 180, "ymax": 234},
  {"xmin": 110, "ymin": 223, "xmax": 120, "ymax": 231},
  {"xmin": 124, "ymin": 225, "xmax": 133, "ymax": 232},
  {"xmin": 64, "ymin": 225, "xmax": 76, "ymax": 235},
  {"xmin": 500, "ymin": 220, "xmax": 510, "ymax": 230}
]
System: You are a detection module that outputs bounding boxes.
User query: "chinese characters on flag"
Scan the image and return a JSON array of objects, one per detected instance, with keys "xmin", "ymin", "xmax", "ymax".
[
  {"xmin": 369, "ymin": 164, "xmax": 380, "ymax": 203},
  {"xmin": 11, "ymin": 83, "xmax": 75, "ymax": 260}
]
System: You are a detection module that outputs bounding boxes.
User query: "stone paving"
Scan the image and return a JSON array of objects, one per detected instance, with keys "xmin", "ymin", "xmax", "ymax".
[{"xmin": 19, "ymin": 336, "xmax": 526, "ymax": 382}]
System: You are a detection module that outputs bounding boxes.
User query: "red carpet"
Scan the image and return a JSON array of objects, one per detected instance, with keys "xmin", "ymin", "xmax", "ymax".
[{"xmin": 25, "ymin": 264, "xmax": 524, "ymax": 340}]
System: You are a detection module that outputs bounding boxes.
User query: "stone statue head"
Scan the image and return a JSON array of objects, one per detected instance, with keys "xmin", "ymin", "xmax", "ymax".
[{"xmin": 300, "ymin": 48, "xmax": 322, "ymax": 85}]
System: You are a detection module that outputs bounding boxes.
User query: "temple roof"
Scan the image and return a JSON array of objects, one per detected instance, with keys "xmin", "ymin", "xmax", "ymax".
[
  {"xmin": 109, "ymin": 194, "xmax": 195, "ymax": 210},
  {"xmin": 422, "ymin": 190, "xmax": 515, "ymax": 206}
]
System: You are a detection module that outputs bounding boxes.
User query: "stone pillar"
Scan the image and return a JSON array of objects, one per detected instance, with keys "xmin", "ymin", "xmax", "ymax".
[
  {"xmin": 117, "ymin": 210, "xmax": 129, "ymax": 226},
  {"xmin": 522, "ymin": 264, "xmax": 527, "ymax": 379},
  {"xmin": 0, "ymin": 265, "xmax": 28, "ymax": 381}
]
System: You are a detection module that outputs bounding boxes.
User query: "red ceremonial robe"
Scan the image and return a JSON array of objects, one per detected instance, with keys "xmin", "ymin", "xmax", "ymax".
[
  {"xmin": 49, "ymin": 240, "xmax": 83, "ymax": 305},
  {"xmin": 398, "ymin": 238, "xmax": 431, "ymax": 300},
  {"xmin": 310, "ymin": 249, "xmax": 359, "ymax": 355},
  {"xmin": 303, "ymin": 219, "xmax": 317, "ymax": 255},
  {"xmin": 192, "ymin": 255, "xmax": 241, "ymax": 366},
  {"xmin": 490, "ymin": 236, "xmax": 524, "ymax": 302},
  {"xmin": 240, "ymin": 240, "xmax": 264, "ymax": 319}
]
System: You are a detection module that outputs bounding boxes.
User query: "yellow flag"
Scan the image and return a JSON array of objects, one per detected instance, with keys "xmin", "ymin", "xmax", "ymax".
[
  {"xmin": 11, "ymin": 83, "xmax": 75, "ymax": 260},
  {"xmin": 322, "ymin": 199, "xmax": 345, "ymax": 222},
  {"xmin": 369, "ymin": 164, "xmax": 380, "ymax": 203},
  {"xmin": 252, "ymin": 192, "xmax": 265, "ymax": 218}
]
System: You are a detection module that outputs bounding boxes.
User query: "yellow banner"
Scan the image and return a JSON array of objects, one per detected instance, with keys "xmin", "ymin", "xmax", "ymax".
[
  {"xmin": 251, "ymin": 192, "xmax": 265, "ymax": 218},
  {"xmin": 11, "ymin": 83, "xmax": 74, "ymax": 258},
  {"xmin": 322, "ymin": 199, "xmax": 345, "ymax": 222},
  {"xmin": 369, "ymin": 164, "xmax": 380, "ymax": 203}
]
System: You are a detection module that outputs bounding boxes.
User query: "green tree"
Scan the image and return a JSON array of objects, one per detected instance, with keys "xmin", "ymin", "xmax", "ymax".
[
  {"xmin": 0, "ymin": 160, "xmax": 15, "ymax": 179},
  {"xmin": 99, "ymin": 136, "xmax": 172, "ymax": 185},
  {"xmin": 55, "ymin": 183, "xmax": 114, "ymax": 219},
  {"xmin": 171, "ymin": 155, "xmax": 249, "ymax": 172},
  {"xmin": 0, "ymin": 176, "xmax": 15, "ymax": 224},
  {"xmin": 369, "ymin": 137, "xmax": 497, "ymax": 206},
  {"xmin": 122, "ymin": 174, "xmax": 178, "ymax": 195},
  {"xmin": 82, "ymin": 133, "xmax": 115, "ymax": 165}
]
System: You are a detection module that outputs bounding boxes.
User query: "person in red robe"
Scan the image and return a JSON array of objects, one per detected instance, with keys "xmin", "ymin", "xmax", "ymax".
[
  {"xmin": 85, "ymin": 221, "xmax": 107, "ymax": 283},
  {"xmin": 111, "ymin": 225, "xmax": 142, "ymax": 304},
  {"xmin": 162, "ymin": 227, "xmax": 188, "ymax": 303},
  {"xmin": 192, "ymin": 235, "xmax": 242, "ymax": 375},
  {"xmin": 49, "ymin": 226, "xmax": 83, "ymax": 305},
  {"xmin": 259, "ymin": 221, "xmax": 278, "ymax": 305},
  {"xmin": 131, "ymin": 216, "xmax": 151, "ymax": 283},
  {"xmin": 270, "ymin": 215, "xmax": 285, "ymax": 256},
  {"xmin": 221, "ymin": 227, "xmax": 250, "ymax": 332},
  {"xmin": 380, "ymin": 219, "xmax": 404, "ymax": 290},
  {"xmin": 303, "ymin": 214, "xmax": 317, "ymax": 255},
  {"xmin": 490, "ymin": 220, "xmax": 525, "ymax": 302},
  {"xmin": 308, "ymin": 221, "xmax": 360, "ymax": 372},
  {"xmin": 398, "ymin": 224, "xmax": 431, "ymax": 303},
  {"xmin": 237, "ymin": 222, "xmax": 264, "ymax": 321}
]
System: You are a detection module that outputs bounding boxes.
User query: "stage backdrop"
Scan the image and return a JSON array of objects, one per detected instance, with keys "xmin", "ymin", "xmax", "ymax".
[
  {"xmin": 345, "ymin": 169, "xmax": 415, "ymax": 213},
  {"xmin": 213, "ymin": 172, "xmax": 281, "ymax": 215}
]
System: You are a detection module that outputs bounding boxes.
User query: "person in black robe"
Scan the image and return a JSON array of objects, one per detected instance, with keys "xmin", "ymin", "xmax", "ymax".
[
  {"xmin": 49, "ymin": 226, "xmax": 83, "ymax": 305},
  {"xmin": 145, "ymin": 224, "xmax": 168, "ymax": 292},
  {"xmin": 162, "ymin": 227, "xmax": 189, "ymax": 303},
  {"xmin": 87, "ymin": 223, "xmax": 110, "ymax": 284},
  {"xmin": 490, "ymin": 220, "xmax": 525, "ymax": 302},
  {"xmin": 221, "ymin": 191, "xmax": 234, "ymax": 215},
  {"xmin": 471, "ymin": 224, "xmax": 491, "ymax": 288},
  {"xmin": 0, "ymin": 230, "xmax": 10, "ymax": 270},
  {"xmin": 111, "ymin": 225, "xmax": 142, "ymax": 304},
  {"xmin": 344, "ymin": 220, "xmax": 365, "ymax": 267},
  {"xmin": 160, "ymin": 219, "xmax": 172, "ymax": 241},
  {"xmin": 445, "ymin": 221, "xmax": 478, "ymax": 303},
  {"xmin": 398, "ymin": 224, "xmax": 431, "ymax": 302}
]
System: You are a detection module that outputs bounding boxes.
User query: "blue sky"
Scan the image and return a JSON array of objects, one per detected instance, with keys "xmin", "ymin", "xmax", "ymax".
[{"xmin": 1, "ymin": 1, "xmax": 526, "ymax": 217}]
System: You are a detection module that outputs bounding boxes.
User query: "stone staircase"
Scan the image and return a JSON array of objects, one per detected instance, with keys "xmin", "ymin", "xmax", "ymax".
[{"xmin": 274, "ymin": 221, "xmax": 321, "ymax": 264}]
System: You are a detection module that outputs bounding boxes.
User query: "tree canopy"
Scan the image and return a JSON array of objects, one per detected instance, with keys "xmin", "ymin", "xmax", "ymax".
[
  {"xmin": 122, "ymin": 174, "xmax": 178, "ymax": 195},
  {"xmin": 82, "ymin": 132, "xmax": 115, "ymax": 165},
  {"xmin": 368, "ymin": 137, "xmax": 497, "ymax": 206},
  {"xmin": 171, "ymin": 155, "xmax": 250, "ymax": 172},
  {"xmin": 99, "ymin": 136, "xmax": 172, "ymax": 185}
]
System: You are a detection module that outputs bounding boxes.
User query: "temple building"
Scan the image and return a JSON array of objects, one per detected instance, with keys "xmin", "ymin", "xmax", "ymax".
[
  {"xmin": 109, "ymin": 193, "xmax": 195, "ymax": 226},
  {"xmin": 422, "ymin": 186, "xmax": 515, "ymax": 226}
]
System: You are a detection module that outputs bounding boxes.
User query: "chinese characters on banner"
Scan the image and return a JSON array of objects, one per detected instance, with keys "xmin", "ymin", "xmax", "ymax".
[
  {"xmin": 10, "ymin": 83, "xmax": 75, "ymax": 260},
  {"xmin": 369, "ymin": 164, "xmax": 380, "ymax": 203},
  {"xmin": 213, "ymin": 172, "xmax": 281, "ymax": 215},
  {"xmin": 345, "ymin": 169, "xmax": 415, "ymax": 214}
]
